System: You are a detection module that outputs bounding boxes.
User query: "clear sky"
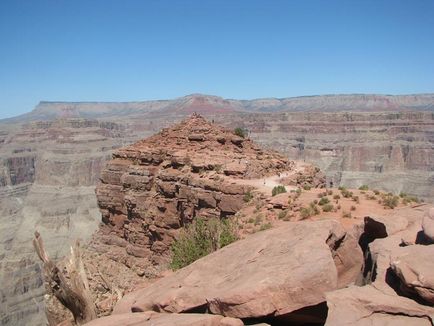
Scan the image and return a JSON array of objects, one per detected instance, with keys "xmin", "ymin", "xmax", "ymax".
[{"xmin": 1, "ymin": 0, "xmax": 434, "ymax": 119}]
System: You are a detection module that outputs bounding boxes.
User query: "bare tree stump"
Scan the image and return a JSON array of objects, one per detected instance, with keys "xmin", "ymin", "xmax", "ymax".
[{"xmin": 33, "ymin": 231, "xmax": 97, "ymax": 325}]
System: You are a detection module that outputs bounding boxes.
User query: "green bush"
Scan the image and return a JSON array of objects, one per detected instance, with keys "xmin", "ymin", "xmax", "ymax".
[
  {"xmin": 359, "ymin": 185, "xmax": 369, "ymax": 191},
  {"xmin": 259, "ymin": 222, "xmax": 272, "ymax": 231},
  {"xmin": 272, "ymin": 185, "xmax": 287, "ymax": 196},
  {"xmin": 341, "ymin": 189, "xmax": 353, "ymax": 198},
  {"xmin": 278, "ymin": 210, "xmax": 288, "ymax": 220},
  {"xmin": 383, "ymin": 195, "xmax": 399, "ymax": 209},
  {"xmin": 243, "ymin": 191, "xmax": 253, "ymax": 202},
  {"xmin": 170, "ymin": 218, "xmax": 238, "ymax": 270},
  {"xmin": 322, "ymin": 203, "xmax": 334, "ymax": 212},
  {"xmin": 303, "ymin": 184, "xmax": 312, "ymax": 190},
  {"xmin": 234, "ymin": 127, "xmax": 247, "ymax": 138},
  {"xmin": 318, "ymin": 197, "xmax": 330, "ymax": 206}
]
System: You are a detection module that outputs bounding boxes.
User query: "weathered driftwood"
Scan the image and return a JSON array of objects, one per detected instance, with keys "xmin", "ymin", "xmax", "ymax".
[{"xmin": 33, "ymin": 231, "xmax": 97, "ymax": 325}]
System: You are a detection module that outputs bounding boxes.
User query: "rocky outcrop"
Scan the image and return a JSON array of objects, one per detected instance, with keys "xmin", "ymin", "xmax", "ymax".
[
  {"xmin": 325, "ymin": 285, "xmax": 434, "ymax": 326},
  {"xmin": 325, "ymin": 204, "xmax": 434, "ymax": 325},
  {"xmin": 95, "ymin": 114, "xmax": 293, "ymax": 270},
  {"xmin": 391, "ymin": 245, "xmax": 434, "ymax": 305},
  {"xmin": 113, "ymin": 220, "xmax": 362, "ymax": 324}
]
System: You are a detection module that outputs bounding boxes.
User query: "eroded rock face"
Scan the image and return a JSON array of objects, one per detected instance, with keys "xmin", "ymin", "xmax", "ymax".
[
  {"xmin": 391, "ymin": 245, "xmax": 434, "ymax": 305},
  {"xmin": 113, "ymin": 220, "xmax": 362, "ymax": 323},
  {"xmin": 325, "ymin": 285, "xmax": 434, "ymax": 326},
  {"xmin": 95, "ymin": 114, "xmax": 293, "ymax": 269}
]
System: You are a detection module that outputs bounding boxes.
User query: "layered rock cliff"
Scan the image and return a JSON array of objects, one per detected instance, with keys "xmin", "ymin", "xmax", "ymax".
[{"xmin": 94, "ymin": 114, "xmax": 293, "ymax": 272}]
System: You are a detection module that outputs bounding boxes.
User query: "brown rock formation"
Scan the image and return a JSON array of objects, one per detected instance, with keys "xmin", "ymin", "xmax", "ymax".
[
  {"xmin": 113, "ymin": 220, "xmax": 362, "ymax": 323},
  {"xmin": 95, "ymin": 114, "xmax": 293, "ymax": 270}
]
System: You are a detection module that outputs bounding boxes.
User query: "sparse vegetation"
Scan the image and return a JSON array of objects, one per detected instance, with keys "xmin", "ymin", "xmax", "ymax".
[
  {"xmin": 350, "ymin": 205, "xmax": 356, "ymax": 211},
  {"xmin": 382, "ymin": 194, "xmax": 400, "ymax": 209},
  {"xmin": 170, "ymin": 218, "xmax": 238, "ymax": 270},
  {"xmin": 352, "ymin": 195, "xmax": 360, "ymax": 204},
  {"xmin": 342, "ymin": 211, "xmax": 352, "ymax": 219},
  {"xmin": 254, "ymin": 214, "xmax": 263, "ymax": 225},
  {"xmin": 303, "ymin": 184, "xmax": 312, "ymax": 190},
  {"xmin": 272, "ymin": 185, "xmax": 287, "ymax": 196},
  {"xmin": 243, "ymin": 191, "xmax": 253, "ymax": 203},
  {"xmin": 322, "ymin": 203, "xmax": 334, "ymax": 212},
  {"xmin": 259, "ymin": 222, "xmax": 272, "ymax": 231},
  {"xmin": 234, "ymin": 127, "xmax": 247, "ymax": 138},
  {"xmin": 300, "ymin": 202, "xmax": 320, "ymax": 219},
  {"xmin": 341, "ymin": 188, "xmax": 353, "ymax": 198},
  {"xmin": 373, "ymin": 189, "xmax": 380, "ymax": 195},
  {"xmin": 333, "ymin": 194, "xmax": 341, "ymax": 200},
  {"xmin": 359, "ymin": 185, "xmax": 369, "ymax": 191},
  {"xmin": 278, "ymin": 210, "xmax": 288, "ymax": 220},
  {"xmin": 318, "ymin": 197, "xmax": 330, "ymax": 206}
]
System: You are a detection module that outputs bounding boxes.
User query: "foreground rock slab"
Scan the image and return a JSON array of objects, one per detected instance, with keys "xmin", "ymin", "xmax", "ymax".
[
  {"xmin": 114, "ymin": 220, "xmax": 362, "ymax": 320},
  {"xmin": 391, "ymin": 245, "xmax": 434, "ymax": 304},
  {"xmin": 325, "ymin": 285, "xmax": 434, "ymax": 326},
  {"xmin": 83, "ymin": 312, "xmax": 243, "ymax": 326}
]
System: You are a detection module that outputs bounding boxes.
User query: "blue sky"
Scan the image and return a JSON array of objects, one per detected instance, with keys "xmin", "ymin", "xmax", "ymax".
[{"xmin": 1, "ymin": 0, "xmax": 434, "ymax": 119}]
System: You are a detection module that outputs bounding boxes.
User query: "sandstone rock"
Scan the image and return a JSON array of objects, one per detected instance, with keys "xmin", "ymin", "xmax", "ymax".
[
  {"xmin": 83, "ymin": 312, "xmax": 243, "ymax": 326},
  {"xmin": 114, "ymin": 220, "xmax": 362, "ymax": 321},
  {"xmin": 422, "ymin": 208, "xmax": 434, "ymax": 243},
  {"xmin": 390, "ymin": 245, "xmax": 434, "ymax": 304},
  {"xmin": 95, "ymin": 115, "xmax": 293, "ymax": 268},
  {"xmin": 325, "ymin": 285, "xmax": 434, "ymax": 326}
]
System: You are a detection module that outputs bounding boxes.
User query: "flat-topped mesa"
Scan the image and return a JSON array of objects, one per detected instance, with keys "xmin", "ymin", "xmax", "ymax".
[{"xmin": 95, "ymin": 114, "xmax": 294, "ymax": 270}]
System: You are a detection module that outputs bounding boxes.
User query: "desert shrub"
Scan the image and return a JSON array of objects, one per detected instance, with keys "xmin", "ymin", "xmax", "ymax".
[
  {"xmin": 259, "ymin": 222, "xmax": 272, "ymax": 231},
  {"xmin": 333, "ymin": 194, "xmax": 341, "ymax": 200},
  {"xmin": 318, "ymin": 197, "xmax": 330, "ymax": 206},
  {"xmin": 350, "ymin": 205, "xmax": 356, "ymax": 211},
  {"xmin": 317, "ymin": 192, "xmax": 327, "ymax": 198},
  {"xmin": 352, "ymin": 195, "xmax": 360, "ymax": 204},
  {"xmin": 341, "ymin": 189, "xmax": 353, "ymax": 198},
  {"xmin": 400, "ymin": 193, "xmax": 419, "ymax": 205},
  {"xmin": 322, "ymin": 203, "xmax": 334, "ymax": 212},
  {"xmin": 303, "ymin": 184, "xmax": 312, "ymax": 191},
  {"xmin": 383, "ymin": 195, "xmax": 399, "ymax": 209},
  {"xmin": 399, "ymin": 192, "xmax": 407, "ymax": 198},
  {"xmin": 337, "ymin": 204, "xmax": 341, "ymax": 210},
  {"xmin": 243, "ymin": 191, "xmax": 253, "ymax": 202},
  {"xmin": 170, "ymin": 217, "xmax": 238, "ymax": 270},
  {"xmin": 366, "ymin": 194, "xmax": 376, "ymax": 200},
  {"xmin": 278, "ymin": 210, "xmax": 288, "ymax": 220},
  {"xmin": 247, "ymin": 217, "xmax": 254, "ymax": 224},
  {"xmin": 234, "ymin": 127, "xmax": 247, "ymax": 138},
  {"xmin": 313, "ymin": 199, "xmax": 318, "ymax": 205},
  {"xmin": 342, "ymin": 211, "xmax": 352, "ymax": 219},
  {"xmin": 213, "ymin": 164, "xmax": 222, "ymax": 173},
  {"xmin": 254, "ymin": 214, "xmax": 263, "ymax": 225},
  {"xmin": 359, "ymin": 185, "xmax": 369, "ymax": 191},
  {"xmin": 309, "ymin": 202, "xmax": 320, "ymax": 215},
  {"xmin": 272, "ymin": 185, "xmax": 287, "ymax": 196},
  {"xmin": 327, "ymin": 190, "xmax": 333, "ymax": 195},
  {"xmin": 338, "ymin": 186, "xmax": 346, "ymax": 191},
  {"xmin": 300, "ymin": 207, "xmax": 312, "ymax": 219},
  {"xmin": 373, "ymin": 189, "xmax": 380, "ymax": 195}
]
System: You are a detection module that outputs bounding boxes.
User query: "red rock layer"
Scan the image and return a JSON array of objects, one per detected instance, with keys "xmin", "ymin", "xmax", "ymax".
[{"xmin": 95, "ymin": 114, "xmax": 293, "ymax": 271}]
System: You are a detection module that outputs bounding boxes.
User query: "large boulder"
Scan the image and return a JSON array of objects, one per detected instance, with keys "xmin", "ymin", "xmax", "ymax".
[
  {"xmin": 390, "ymin": 245, "xmax": 434, "ymax": 304},
  {"xmin": 114, "ymin": 220, "xmax": 362, "ymax": 321},
  {"xmin": 422, "ymin": 208, "xmax": 434, "ymax": 243},
  {"xmin": 325, "ymin": 285, "xmax": 434, "ymax": 326},
  {"xmin": 83, "ymin": 312, "xmax": 243, "ymax": 326}
]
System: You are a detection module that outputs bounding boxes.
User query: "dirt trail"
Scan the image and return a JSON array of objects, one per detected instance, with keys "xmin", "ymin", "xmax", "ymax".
[{"xmin": 228, "ymin": 161, "xmax": 309, "ymax": 196}]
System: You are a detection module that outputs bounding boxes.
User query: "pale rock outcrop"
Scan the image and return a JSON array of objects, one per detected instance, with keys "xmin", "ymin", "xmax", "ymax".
[
  {"xmin": 422, "ymin": 208, "xmax": 434, "ymax": 243},
  {"xmin": 391, "ymin": 245, "xmax": 434, "ymax": 304},
  {"xmin": 325, "ymin": 285, "xmax": 434, "ymax": 326},
  {"xmin": 114, "ymin": 220, "xmax": 362, "ymax": 322}
]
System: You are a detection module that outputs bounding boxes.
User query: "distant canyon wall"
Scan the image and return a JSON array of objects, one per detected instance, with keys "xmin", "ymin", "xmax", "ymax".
[{"xmin": 223, "ymin": 111, "xmax": 434, "ymax": 201}]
